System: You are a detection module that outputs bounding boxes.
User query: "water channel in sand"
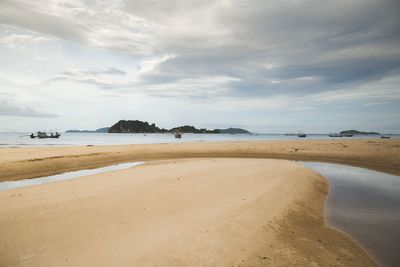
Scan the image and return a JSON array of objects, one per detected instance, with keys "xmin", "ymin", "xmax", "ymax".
[
  {"xmin": 0, "ymin": 162, "xmax": 144, "ymax": 191},
  {"xmin": 302, "ymin": 162, "xmax": 400, "ymax": 267}
]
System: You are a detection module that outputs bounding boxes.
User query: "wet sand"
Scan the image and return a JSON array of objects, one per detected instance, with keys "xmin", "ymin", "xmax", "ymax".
[
  {"xmin": 0, "ymin": 159, "xmax": 377, "ymax": 266},
  {"xmin": 0, "ymin": 139, "xmax": 399, "ymax": 182}
]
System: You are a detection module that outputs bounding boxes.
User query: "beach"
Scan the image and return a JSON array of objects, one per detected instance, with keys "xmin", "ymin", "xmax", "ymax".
[
  {"xmin": 0, "ymin": 139, "xmax": 398, "ymax": 266},
  {"xmin": 0, "ymin": 158, "xmax": 377, "ymax": 266},
  {"xmin": 0, "ymin": 139, "xmax": 399, "ymax": 182}
]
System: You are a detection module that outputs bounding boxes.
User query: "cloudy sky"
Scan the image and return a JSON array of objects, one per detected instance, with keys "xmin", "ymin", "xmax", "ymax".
[{"xmin": 0, "ymin": 0, "xmax": 399, "ymax": 133}]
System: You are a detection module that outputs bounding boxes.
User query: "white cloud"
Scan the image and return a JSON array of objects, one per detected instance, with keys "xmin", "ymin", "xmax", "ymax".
[
  {"xmin": 141, "ymin": 75, "xmax": 240, "ymax": 98},
  {"xmin": 0, "ymin": 34, "xmax": 50, "ymax": 47},
  {"xmin": 136, "ymin": 54, "xmax": 177, "ymax": 79}
]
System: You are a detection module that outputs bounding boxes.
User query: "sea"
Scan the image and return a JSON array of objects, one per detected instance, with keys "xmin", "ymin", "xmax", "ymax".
[{"xmin": 0, "ymin": 132, "xmax": 398, "ymax": 147}]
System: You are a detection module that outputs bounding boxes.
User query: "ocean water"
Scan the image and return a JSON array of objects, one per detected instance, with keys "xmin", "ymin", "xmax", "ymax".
[
  {"xmin": 302, "ymin": 162, "xmax": 400, "ymax": 267},
  {"xmin": 0, "ymin": 132, "xmax": 396, "ymax": 147}
]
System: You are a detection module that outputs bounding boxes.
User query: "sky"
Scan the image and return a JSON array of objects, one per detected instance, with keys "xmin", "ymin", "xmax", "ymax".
[{"xmin": 0, "ymin": 0, "xmax": 399, "ymax": 133}]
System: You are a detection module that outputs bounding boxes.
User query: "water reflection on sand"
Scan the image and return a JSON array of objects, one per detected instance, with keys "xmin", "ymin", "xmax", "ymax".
[{"xmin": 0, "ymin": 162, "xmax": 144, "ymax": 191}]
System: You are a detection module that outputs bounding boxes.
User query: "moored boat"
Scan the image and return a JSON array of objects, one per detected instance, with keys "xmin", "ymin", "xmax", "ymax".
[
  {"xmin": 30, "ymin": 131, "xmax": 61, "ymax": 139},
  {"xmin": 297, "ymin": 131, "xmax": 306, "ymax": 138},
  {"xmin": 329, "ymin": 133, "xmax": 344, "ymax": 137},
  {"xmin": 174, "ymin": 131, "xmax": 182, "ymax": 138}
]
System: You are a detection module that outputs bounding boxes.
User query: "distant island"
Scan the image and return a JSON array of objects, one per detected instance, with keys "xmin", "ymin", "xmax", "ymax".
[
  {"xmin": 339, "ymin": 130, "xmax": 380, "ymax": 135},
  {"xmin": 108, "ymin": 120, "xmax": 167, "ymax": 133},
  {"xmin": 66, "ymin": 127, "xmax": 110, "ymax": 133},
  {"xmin": 216, "ymin": 128, "xmax": 250, "ymax": 134},
  {"xmin": 108, "ymin": 120, "xmax": 250, "ymax": 134},
  {"xmin": 169, "ymin": 125, "xmax": 219, "ymax": 134}
]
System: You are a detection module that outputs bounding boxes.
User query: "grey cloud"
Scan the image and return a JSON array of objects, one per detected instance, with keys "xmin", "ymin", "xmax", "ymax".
[
  {"xmin": 0, "ymin": 100, "xmax": 57, "ymax": 117},
  {"xmin": 1, "ymin": 0, "xmax": 400, "ymax": 99},
  {"xmin": 0, "ymin": 0, "xmax": 89, "ymax": 44},
  {"xmin": 134, "ymin": 0, "xmax": 400, "ymax": 97},
  {"xmin": 0, "ymin": 0, "xmax": 156, "ymax": 55}
]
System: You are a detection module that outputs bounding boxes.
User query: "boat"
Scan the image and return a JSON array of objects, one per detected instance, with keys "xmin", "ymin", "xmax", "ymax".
[
  {"xmin": 30, "ymin": 131, "xmax": 61, "ymax": 139},
  {"xmin": 381, "ymin": 135, "xmax": 390, "ymax": 139},
  {"xmin": 174, "ymin": 131, "xmax": 182, "ymax": 139},
  {"xmin": 344, "ymin": 134, "xmax": 353, "ymax": 137},
  {"xmin": 297, "ymin": 131, "xmax": 306, "ymax": 138},
  {"xmin": 329, "ymin": 133, "xmax": 344, "ymax": 137}
]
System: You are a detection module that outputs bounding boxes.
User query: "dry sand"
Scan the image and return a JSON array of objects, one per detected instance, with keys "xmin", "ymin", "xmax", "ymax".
[
  {"xmin": 0, "ymin": 139, "xmax": 399, "ymax": 182},
  {"xmin": 0, "ymin": 158, "xmax": 377, "ymax": 266}
]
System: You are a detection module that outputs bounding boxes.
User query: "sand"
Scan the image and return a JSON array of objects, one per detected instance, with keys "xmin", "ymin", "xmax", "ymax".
[
  {"xmin": 1, "ymin": 139, "xmax": 397, "ymax": 266},
  {"xmin": 0, "ymin": 139, "xmax": 399, "ymax": 182},
  {"xmin": 0, "ymin": 158, "xmax": 377, "ymax": 266}
]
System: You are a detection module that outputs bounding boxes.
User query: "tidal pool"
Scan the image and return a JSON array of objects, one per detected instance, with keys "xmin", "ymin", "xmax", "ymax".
[
  {"xmin": 301, "ymin": 162, "xmax": 400, "ymax": 267},
  {"xmin": 0, "ymin": 162, "xmax": 144, "ymax": 192}
]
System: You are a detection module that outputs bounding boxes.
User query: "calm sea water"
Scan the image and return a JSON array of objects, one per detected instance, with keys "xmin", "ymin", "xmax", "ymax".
[
  {"xmin": 0, "ymin": 132, "xmax": 396, "ymax": 147},
  {"xmin": 302, "ymin": 162, "xmax": 400, "ymax": 267}
]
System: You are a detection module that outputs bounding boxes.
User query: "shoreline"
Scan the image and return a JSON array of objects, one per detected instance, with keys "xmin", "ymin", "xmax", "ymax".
[
  {"xmin": 0, "ymin": 139, "xmax": 399, "ymax": 182},
  {"xmin": 0, "ymin": 158, "xmax": 377, "ymax": 266}
]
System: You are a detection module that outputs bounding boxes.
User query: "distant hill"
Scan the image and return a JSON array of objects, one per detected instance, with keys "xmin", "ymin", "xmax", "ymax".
[
  {"xmin": 66, "ymin": 127, "xmax": 109, "ymax": 133},
  {"xmin": 95, "ymin": 127, "xmax": 110, "ymax": 133},
  {"xmin": 339, "ymin": 130, "xmax": 380, "ymax": 135},
  {"xmin": 107, "ymin": 120, "xmax": 250, "ymax": 134},
  {"xmin": 216, "ymin": 128, "xmax": 250, "ymax": 134}
]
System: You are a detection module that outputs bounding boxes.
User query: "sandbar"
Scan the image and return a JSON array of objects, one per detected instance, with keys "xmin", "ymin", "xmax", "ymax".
[{"xmin": 0, "ymin": 158, "xmax": 377, "ymax": 266}]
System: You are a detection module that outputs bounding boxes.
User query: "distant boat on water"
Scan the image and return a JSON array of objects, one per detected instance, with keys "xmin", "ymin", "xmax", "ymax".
[
  {"xmin": 344, "ymin": 134, "xmax": 353, "ymax": 137},
  {"xmin": 174, "ymin": 131, "xmax": 182, "ymax": 139},
  {"xmin": 329, "ymin": 133, "xmax": 344, "ymax": 137},
  {"xmin": 381, "ymin": 135, "xmax": 390, "ymax": 139},
  {"xmin": 30, "ymin": 131, "xmax": 61, "ymax": 139},
  {"xmin": 297, "ymin": 131, "xmax": 306, "ymax": 138}
]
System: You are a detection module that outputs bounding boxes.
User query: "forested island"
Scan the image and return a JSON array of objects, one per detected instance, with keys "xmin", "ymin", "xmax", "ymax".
[
  {"xmin": 107, "ymin": 120, "xmax": 250, "ymax": 134},
  {"xmin": 339, "ymin": 130, "xmax": 380, "ymax": 135}
]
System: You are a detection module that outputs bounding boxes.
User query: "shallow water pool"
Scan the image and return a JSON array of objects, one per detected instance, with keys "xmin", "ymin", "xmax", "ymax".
[{"xmin": 301, "ymin": 162, "xmax": 400, "ymax": 267}]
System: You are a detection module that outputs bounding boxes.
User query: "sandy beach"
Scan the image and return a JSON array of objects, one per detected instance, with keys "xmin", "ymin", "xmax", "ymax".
[
  {"xmin": 1, "ymin": 139, "xmax": 398, "ymax": 266},
  {"xmin": 0, "ymin": 139, "xmax": 399, "ymax": 182},
  {"xmin": 0, "ymin": 158, "xmax": 377, "ymax": 266}
]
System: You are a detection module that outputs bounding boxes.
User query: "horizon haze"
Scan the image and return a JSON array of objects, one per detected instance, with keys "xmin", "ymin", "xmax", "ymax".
[{"xmin": 1, "ymin": 0, "xmax": 399, "ymax": 133}]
